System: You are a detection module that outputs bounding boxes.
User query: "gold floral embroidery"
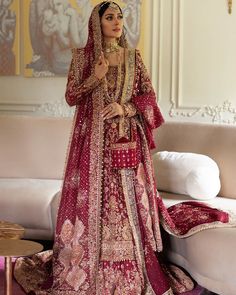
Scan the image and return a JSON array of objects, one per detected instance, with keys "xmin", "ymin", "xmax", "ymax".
[
  {"xmin": 58, "ymin": 218, "xmax": 87, "ymax": 289},
  {"xmin": 123, "ymin": 102, "xmax": 137, "ymax": 117},
  {"xmin": 135, "ymin": 119, "xmax": 163, "ymax": 252},
  {"xmin": 136, "ymin": 50, "xmax": 154, "ymax": 94},
  {"xmin": 87, "ymin": 83, "xmax": 105, "ymax": 287},
  {"xmin": 60, "ymin": 220, "xmax": 74, "ymax": 245},
  {"xmin": 101, "ymin": 240, "xmax": 135, "ymax": 261},
  {"xmin": 136, "ymin": 163, "xmax": 157, "ymax": 251},
  {"xmin": 97, "ymin": 261, "xmax": 143, "ymax": 295},
  {"xmin": 144, "ymin": 106, "xmax": 154, "ymax": 125}
]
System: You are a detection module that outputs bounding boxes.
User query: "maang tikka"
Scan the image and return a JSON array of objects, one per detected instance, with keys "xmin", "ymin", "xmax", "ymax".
[{"xmin": 99, "ymin": 1, "xmax": 120, "ymax": 10}]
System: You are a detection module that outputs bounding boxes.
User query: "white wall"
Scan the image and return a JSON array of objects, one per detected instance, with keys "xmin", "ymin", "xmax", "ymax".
[
  {"xmin": 151, "ymin": 0, "xmax": 236, "ymax": 124},
  {"xmin": 1, "ymin": 0, "xmax": 236, "ymax": 123},
  {"xmin": 0, "ymin": 75, "xmax": 71, "ymax": 115}
]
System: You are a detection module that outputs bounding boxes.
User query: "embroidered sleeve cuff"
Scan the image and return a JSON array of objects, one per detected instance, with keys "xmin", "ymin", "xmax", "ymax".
[
  {"xmin": 122, "ymin": 103, "xmax": 137, "ymax": 117},
  {"xmin": 81, "ymin": 74, "xmax": 101, "ymax": 92}
]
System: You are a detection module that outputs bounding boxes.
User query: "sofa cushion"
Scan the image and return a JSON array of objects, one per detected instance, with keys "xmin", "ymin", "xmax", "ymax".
[
  {"xmin": 153, "ymin": 151, "xmax": 221, "ymax": 200},
  {"xmin": 0, "ymin": 179, "xmax": 62, "ymax": 237}
]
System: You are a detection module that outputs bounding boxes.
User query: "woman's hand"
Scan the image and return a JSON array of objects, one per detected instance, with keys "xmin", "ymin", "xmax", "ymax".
[
  {"xmin": 102, "ymin": 102, "xmax": 124, "ymax": 120},
  {"xmin": 95, "ymin": 52, "xmax": 109, "ymax": 80}
]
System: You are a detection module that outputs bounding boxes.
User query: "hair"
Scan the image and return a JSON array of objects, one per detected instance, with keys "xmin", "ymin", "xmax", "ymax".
[{"xmin": 98, "ymin": 1, "xmax": 122, "ymax": 17}]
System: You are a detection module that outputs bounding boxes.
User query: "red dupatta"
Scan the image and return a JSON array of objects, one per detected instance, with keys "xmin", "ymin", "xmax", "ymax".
[{"xmin": 51, "ymin": 3, "xmax": 170, "ymax": 294}]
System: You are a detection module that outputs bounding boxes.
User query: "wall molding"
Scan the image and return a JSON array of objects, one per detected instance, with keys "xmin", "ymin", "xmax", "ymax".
[
  {"xmin": 0, "ymin": 101, "xmax": 40, "ymax": 113},
  {"xmin": 170, "ymin": 99, "xmax": 236, "ymax": 124},
  {"xmin": 37, "ymin": 97, "xmax": 74, "ymax": 117},
  {"xmin": 168, "ymin": 0, "xmax": 236, "ymax": 124},
  {"xmin": 0, "ymin": 98, "xmax": 74, "ymax": 117},
  {"xmin": 170, "ymin": 0, "xmax": 186, "ymax": 111},
  {"xmin": 150, "ymin": 0, "xmax": 162, "ymax": 100}
]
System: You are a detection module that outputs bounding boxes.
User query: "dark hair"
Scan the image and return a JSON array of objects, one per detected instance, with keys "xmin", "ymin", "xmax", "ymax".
[{"xmin": 98, "ymin": 1, "xmax": 122, "ymax": 17}]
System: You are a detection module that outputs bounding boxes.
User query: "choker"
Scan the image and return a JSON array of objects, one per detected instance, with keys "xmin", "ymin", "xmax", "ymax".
[{"xmin": 104, "ymin": 42, "xmax": 120, "ymax": 54}]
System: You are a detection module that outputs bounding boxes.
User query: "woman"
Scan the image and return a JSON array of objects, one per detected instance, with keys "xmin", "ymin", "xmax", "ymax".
[{"xmin": 14, "ymin": 2, "xmax": 234, "ymax": 294}]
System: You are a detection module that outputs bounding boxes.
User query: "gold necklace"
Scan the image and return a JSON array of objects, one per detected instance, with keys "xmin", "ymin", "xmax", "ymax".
[{"xmin": 103, "ymin": 41, "xmax": 120, "ymax": 54}]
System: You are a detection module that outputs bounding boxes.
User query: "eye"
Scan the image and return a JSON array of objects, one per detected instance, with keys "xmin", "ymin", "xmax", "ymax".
[
  {"xmin": 106, "ymin": 16, "xmax": 113, "ymax": 21},
  {"xmin": 118, "ymin": 14, "xmax": 123, "ymax": 19}
]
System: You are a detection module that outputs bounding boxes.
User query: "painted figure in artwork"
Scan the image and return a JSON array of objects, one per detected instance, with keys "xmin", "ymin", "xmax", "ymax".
[
  {"xmin": 123, "ymin": 0, "xmax": 141, "ymax": 47},
  {"xmin": 27, "ymin": 0, "xmax": 81, "ymax": 76},
  {"xmin": 75, "ymin": 0, "xmax": 93, "ymax": 47}
]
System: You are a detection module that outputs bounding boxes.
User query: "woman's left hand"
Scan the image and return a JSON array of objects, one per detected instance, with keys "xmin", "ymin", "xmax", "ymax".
[{"xmin": 102, "ymin": 102, "xmax": 124, "ymax": 120}]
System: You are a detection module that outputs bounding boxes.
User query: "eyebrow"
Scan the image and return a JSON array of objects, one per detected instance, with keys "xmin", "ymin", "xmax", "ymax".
[{"xmin": 104, "ymin": 12, "xmax": 123, "ymax": 17}]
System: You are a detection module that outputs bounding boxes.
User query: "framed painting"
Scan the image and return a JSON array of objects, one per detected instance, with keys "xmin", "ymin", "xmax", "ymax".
[
  {"xmin": 23, "ymin": 0, "xmax": 145, "ymax": 77},
  {"xmin": 0, "ymin": 0, "xmax": 20, "ymax": 76}
]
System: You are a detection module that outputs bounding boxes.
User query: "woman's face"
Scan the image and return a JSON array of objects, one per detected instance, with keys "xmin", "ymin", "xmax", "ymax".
[{"xmin": 100, "ymin": 6, "xmax": 123, "ymax": 41}]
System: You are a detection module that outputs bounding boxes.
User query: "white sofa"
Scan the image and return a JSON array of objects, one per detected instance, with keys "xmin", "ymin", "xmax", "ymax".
[
  {"xmin": 0, "ymin": 116, "xmax": 235, "ymax": 294},
  {"xmin": 153, "ymin": 122, "xmax": 236, "ymax": 295},
  {"xmin": 0, "ymin": 115, "xmax": 71, "ymax": 240}
]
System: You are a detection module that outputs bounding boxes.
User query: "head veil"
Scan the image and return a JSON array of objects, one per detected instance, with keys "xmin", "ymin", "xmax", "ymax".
[{"xmin": 77, "ymin": 1, "xmax": 128, "ymax": 80}]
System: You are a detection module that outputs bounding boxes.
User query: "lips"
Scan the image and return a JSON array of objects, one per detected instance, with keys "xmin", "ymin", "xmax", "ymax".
[{"xmin": 113, "ymin": 28, "xmax": 121, "ymax": 32}]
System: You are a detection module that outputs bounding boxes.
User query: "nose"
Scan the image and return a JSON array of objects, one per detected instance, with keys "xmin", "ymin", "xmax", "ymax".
[{"xmin": 114, "ymin": 17, "xmax": 120, "ymax": 25}]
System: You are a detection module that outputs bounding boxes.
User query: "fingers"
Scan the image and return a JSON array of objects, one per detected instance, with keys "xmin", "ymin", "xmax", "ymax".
[
  {"xmin": 101, "ymin": 103, "xmax": 119, "ymax": 120},
  {"xmin": 106, "ymin": 112, "xmax": 117, "ymax": 120},
  {"xmin": 97, "ymin": 51, "xmax": 109, "ymax": 66},
  {"xmin": 103, "ymin": 110, "xmax": 117, "ymax": 120},
  {"xmin": 98, "ymin": 52, "xmax": 104, "ymax": 65},
  {"xmin": 101, "ymin": 105, "xmax": 112, "ymax": 117},
  {"xmin": 98, "ymin": 56, "xmax": 102, "ymax": 65}
]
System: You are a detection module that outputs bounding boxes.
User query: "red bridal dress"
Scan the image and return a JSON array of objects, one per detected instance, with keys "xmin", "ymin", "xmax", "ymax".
[{"xmin": 14, "ymin": 4, "xmax": 236, "ymax": 295}]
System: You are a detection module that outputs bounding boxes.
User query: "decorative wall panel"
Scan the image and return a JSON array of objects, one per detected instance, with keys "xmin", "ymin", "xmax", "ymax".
[{"xmin": 168, "ymin": 0, "xmax": 236, "ymax": 123}]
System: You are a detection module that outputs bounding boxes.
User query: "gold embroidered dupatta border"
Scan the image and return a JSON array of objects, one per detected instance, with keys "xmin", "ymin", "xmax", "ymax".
[
  {"xmin": 121, "ymin": 169, "xmax": 157, "ymax": 295},
  {"xmin": 87, "ymin": 48, "xmax": 136, "ymax": 293}
]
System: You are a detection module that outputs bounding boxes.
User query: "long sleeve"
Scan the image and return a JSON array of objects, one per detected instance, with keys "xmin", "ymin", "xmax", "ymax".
[
  {"xmin": 65, "ymin": 49, "xmax": 102, "ymax": 106},
  {"xmin": 132, "ymin": 50, "xmax": 164, "ymax": 148}
]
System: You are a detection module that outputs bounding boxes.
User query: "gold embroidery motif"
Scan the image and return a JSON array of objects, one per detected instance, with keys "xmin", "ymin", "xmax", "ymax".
[
  {"xmin": 121, "ymin": 169, "xmax": 157, "ymax": 293},
  {"xmin": 135, "ymin": 119, "xmax": 163, "ymax": 252},
  {"xmin": 58, "ymin": 218, "xmax": 87, "ymax": 289},
  {"xmin": 101, "ymin": 240, "xmax": 135, "ymax": 261},
  {"xmin": 123, "ymin": 102, "xmax": 137, "ymax": 117},
  {"xmin": 97, "ymin": 261, "xmax": 143, "ymax": 294},
  {"xmin": 119, "ymin": 49, "xmax": 136, "ymax": 137},
  {"xmin": 110, "ymin": 141, "xmax": 136, "ymax": 150}
]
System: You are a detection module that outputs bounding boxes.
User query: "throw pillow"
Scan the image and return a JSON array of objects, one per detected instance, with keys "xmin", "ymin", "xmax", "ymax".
[{"xmin": 152, "ymin": 151, "xmax": 221, "ymax": 200}]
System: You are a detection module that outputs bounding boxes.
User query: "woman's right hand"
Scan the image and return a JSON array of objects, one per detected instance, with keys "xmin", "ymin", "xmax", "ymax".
[{"xmin": 95, "ymin": 52, "xmax": 109, "ymax": 80}]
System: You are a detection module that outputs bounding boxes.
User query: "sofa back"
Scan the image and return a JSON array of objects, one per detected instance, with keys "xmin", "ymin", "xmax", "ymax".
[
  {"xmin": 153, "ymin": 121, "xmax": 236, "ymax": 199},
  {"xmin": 1, "ymin": 116, "xmax": 235, "ymax": 198},
  {"xmin": 0, "ymin": 115, "xmax": 72, "ymax": 179}
]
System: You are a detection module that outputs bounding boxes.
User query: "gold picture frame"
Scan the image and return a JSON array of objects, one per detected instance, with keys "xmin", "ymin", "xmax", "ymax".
[
  {"xmin": 228, "ymin": 0, "xmax": 233, "ymax": 14},
  {"xmin": 23, "ymin": 0, "xmax": 145, "ymax": 77},
  {"xmin": 0, "ymin": 0, "xmax": 20, "ymax": 76}
]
